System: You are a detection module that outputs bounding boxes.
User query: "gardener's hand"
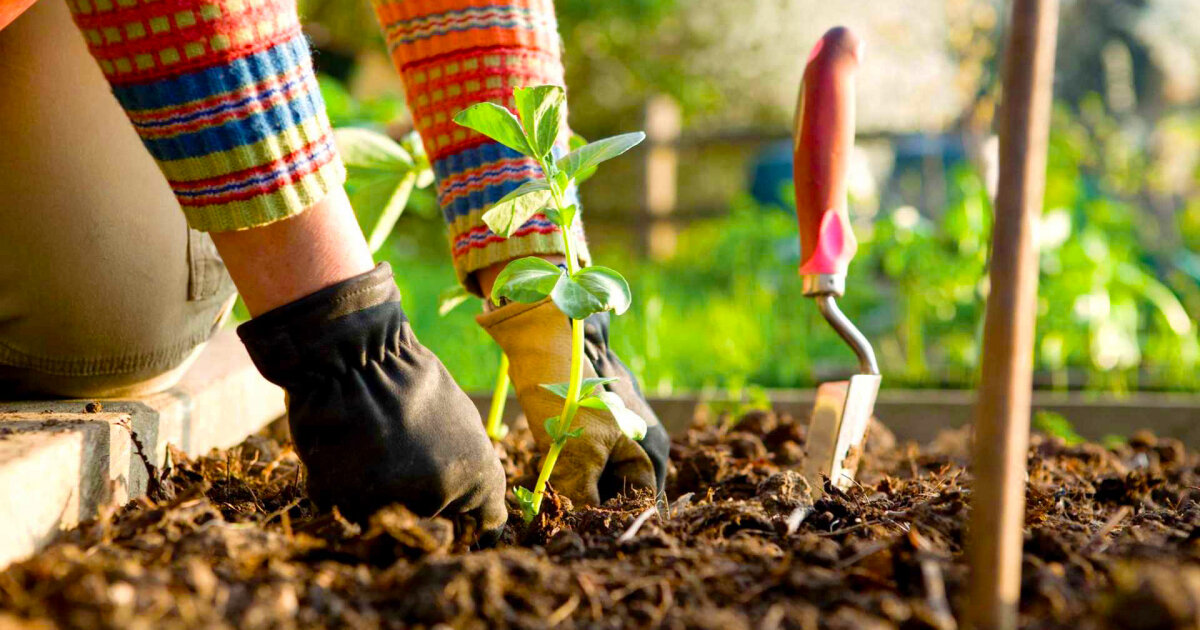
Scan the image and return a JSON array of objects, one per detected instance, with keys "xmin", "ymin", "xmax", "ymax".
[
  {"xmin": 479, "ymin": 300, "xmax": 669, "ymax": 506},
  {"xmin": 238, "ymin": 263, "xmax": 507, "ymax": 542}
]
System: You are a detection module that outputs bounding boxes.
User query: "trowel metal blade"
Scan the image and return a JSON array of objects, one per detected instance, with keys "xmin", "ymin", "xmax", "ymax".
[{"xmin": 803, "ymin": 374, "xmax": 882, "ymax": 498}]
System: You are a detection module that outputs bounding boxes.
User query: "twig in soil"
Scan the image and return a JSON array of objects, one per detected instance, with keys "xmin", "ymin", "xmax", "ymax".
[
  {"xmin": 264, "ymin": 498, "xmax": 302, "ymax": 526},
  {"xmin": 816, "ymin": 521, "xmax": 874, "ymax": 537},
  {"xmin": 610, "ymin": 577, "xmax": 661, "ymax": 604},
  {"xmin": 575, "ymin": 574, "xmax": 603, "ymax": 621},
  {"xmin": 545, "ymin": 593, "xmax": 580, "ymax": 627},
  {"xmin": 670, "ymin": 492, "xmax": 695, "ymax": 517},
  {"xmin": 1084, "ymin": 505, "xmax": 1132, "ymax": 553},
  {"xmin": 786, "ymin": 506, "xmax": 812, "ymax": 536},
  {"xmin": 911, "ymin": 528, "xmax": 957, "ymax": 630},
  {"xmin": 760, "ymin": 604, "xmax": 786, "ymax": 630},
  {"xmin": 654, "ymin": 579, "xmax": 673, "ymax": 624},
  {"xmin": 617, "ymin": 505, "xmax": 658, "ymax": 543},
  {"xmin": 836, "ymin": 540, "xmax": 891, "ymax": 569}
]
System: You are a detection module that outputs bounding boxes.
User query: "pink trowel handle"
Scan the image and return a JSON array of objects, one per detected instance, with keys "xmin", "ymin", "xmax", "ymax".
[{"xmin": 793, "ymin": 27, "xmax": 862, "ymax": 295}]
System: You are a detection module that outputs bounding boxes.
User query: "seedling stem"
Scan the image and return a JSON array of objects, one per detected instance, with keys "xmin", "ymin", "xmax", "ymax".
[{"xmin": 454, "ymin": 85, "xmax": 649, "ymax": 521}]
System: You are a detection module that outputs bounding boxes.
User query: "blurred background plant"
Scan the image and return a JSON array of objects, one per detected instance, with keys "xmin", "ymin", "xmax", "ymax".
[{"xmin": 284, "ymin": 0, "xmax": 1199, "ymax": 395}]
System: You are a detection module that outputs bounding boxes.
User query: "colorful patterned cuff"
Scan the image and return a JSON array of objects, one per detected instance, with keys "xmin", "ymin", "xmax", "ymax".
[
  {"xmin": 373, "ymin": 0, "xmax": 587, "ymax": 291},
  {"xmin": 69, "ymin": 0, "xmax": 344, "ymax": 232},
  {"xmin": 444, "ymin": 143, "xmax": 591, "ymax": 292}
]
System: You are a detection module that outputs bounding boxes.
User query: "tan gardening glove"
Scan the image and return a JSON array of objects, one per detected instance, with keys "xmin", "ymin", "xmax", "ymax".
[{"xmin": 479, "ymin": 300, "xmax": 669, "ymax": 506}]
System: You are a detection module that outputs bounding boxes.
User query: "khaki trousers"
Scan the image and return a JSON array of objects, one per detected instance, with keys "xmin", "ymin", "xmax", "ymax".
[{"xmin": 0, "ymin": 0, "xmax": 237, "ymax": 398}]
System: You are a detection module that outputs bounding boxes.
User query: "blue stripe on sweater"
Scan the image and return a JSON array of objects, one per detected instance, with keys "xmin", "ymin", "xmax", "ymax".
[
  {"xmin": 433, "ymin": 143, "xmax": 575, "ymax": 224},
  {"xmin": 434, "ymin": 143, "xmax": 529, "ymax": 223},
  {"xmin": 133, "ymin": 72, "xmax": 312, "ymax": 130},
  {"xmin": 136, "ymin": 88, "xmax": 323, "ymax": 161},
  {"xmin": 112, "ymin": 35, "xmax": 311, "ymax": 112}
]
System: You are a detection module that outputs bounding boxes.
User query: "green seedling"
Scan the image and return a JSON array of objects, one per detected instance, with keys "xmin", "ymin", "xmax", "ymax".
[
  {"xmin": 439, "ymin": 286, "xmax": 511, "ymax": 441},
  {"xmin": 454, "ymin": 85, "xmax": 648, "ymax": 521},
  {"xmin": 333, "ymin": 127, "xmax": 434, "ymax": 254}
]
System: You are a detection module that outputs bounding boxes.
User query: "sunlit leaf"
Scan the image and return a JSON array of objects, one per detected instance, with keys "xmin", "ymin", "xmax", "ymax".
[
  {"xmin": 347, "ymin": 172, "xmax": 416, "ymax": 254},
  {"xmin": 550, "ymin": 275, "xmax": 606, "ymax": 319},
  {"xmin": 492, "ymin": 256, "xmax": 564, "ymax": 305},
  {"xmin": 559, "ymin": 132, "xmax": 645, "ymax": 179},
  {"xmin": 513, "ymin": 486, "xmax": 538, "ymax": 522},
  {"xmin": 573, "ymin": 266, "xmax": 632, "ymax": 315},
  {"xmin": 514, "ymin": 85, "xmax": 564, "ymax": 159},
  {"xmin": 453, "ymin": 102, "xmax": 532, "ymax": 157},
  {"xmin": 543, "ymin": 204, "xmax": 577, "ymax": 229},
  {"xmin": 334, "ymin": 127, "xmax": 414, "ymax": 177},
  {"xmin": 437, "ymin": 285, "xmax": 472, "ymax": 316},
  {"xmin": 481, "ymin": 181, "xmax": 553, "ymax": 237},
  {"xmin": 539, "ymin": 377, "xmax": 617, "ymax": 399},
  {"xmin": 578, "ymin": 392, "xmax": 647, "ymax": 440}
]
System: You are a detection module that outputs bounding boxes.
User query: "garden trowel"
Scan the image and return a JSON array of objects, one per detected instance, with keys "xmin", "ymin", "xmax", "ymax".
[{"xmin": 793, "ymin": 27, "xmax": 881, "ymax": 498}]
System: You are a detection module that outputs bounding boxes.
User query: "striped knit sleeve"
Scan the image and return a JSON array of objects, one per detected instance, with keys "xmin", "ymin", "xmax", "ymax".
[
  {"xmin": 372, "ymin": 0, "xmax": 590, "ymax": 291},
  {"xmin": 68, "ymin": 0, "xmax": 345, "ymax": 232}
]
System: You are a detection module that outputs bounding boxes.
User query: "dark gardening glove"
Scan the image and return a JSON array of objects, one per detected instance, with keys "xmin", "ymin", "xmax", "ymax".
[
  {"xmin": 479, "ymin": 300, "xmax": 669, "ymax": 505},
  {"xmin": 238, "ymin": 263, "xmax": 507, "ymax": 539}
]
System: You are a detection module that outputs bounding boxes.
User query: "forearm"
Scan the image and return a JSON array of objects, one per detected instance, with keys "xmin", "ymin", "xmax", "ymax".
[{"xmin": 210, "ymin": 187, "xmax": 372, "ymax": 316}]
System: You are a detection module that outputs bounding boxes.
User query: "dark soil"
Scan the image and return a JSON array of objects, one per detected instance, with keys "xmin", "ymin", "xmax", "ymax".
[{"xmin": 3, "ymin": 409, "xmax": 1200, "ymax": 629}]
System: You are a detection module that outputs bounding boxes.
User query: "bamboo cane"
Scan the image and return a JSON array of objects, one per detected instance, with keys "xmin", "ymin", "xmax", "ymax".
[{"xmin": 966, "ymin": 1, "xmax": 1059, "ymax": 629}]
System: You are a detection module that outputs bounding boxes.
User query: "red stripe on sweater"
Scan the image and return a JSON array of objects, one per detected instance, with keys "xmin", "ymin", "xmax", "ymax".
[
  {"xmin": 127, "ymin": 60, "xmax": 311, "ymax": 126},
  {"xmin": 171, "ymin": 134, "xmax": 332, "ymax": 193},
  {"xmin": 133, "ymin": 73, "xmax": 317, "ymax": 138}
]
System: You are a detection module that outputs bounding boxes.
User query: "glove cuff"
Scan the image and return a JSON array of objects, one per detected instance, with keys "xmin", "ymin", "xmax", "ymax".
[{"xmin": 237, "ymin": 262, "xmax": 405, "ymax": 385}]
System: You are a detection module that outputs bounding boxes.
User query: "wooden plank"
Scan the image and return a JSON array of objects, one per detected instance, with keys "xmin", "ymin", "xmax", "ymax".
[
  {"xmin": 470, "ymin": 389, "xmax": 1200, "ymax": 445},
  {"xmin": 0, "ymin": 331, "xmax": 284, "ymax": 570}
]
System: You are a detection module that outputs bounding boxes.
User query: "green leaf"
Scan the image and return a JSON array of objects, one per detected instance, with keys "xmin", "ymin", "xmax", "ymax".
[
  {"xmin": 547, "ymin": 204, "xmax": 578, "ymax": 228},
  {"xmin": 481, "ymin": 181, "xmax": 553, "ymax": 237},
  {"xmin": 578, "ymin": 392, "xmax": 648, "ymax": 440},
  {"xmin": 540, "ymin": 383, "xmax": 569, "ymax": 398},
  {"xmin": 542, "ymin": 417, "xmax": 582, "ymax": 443},
  {"xmin": 559, "ymin": 132, "xmax": 646, "ymax": 180},
  {"xmin": 539, "ymin": 377, "xmax": 617, "ymax": 400},
  {"xmin": 347, "ymin": 173, "xmax": 416, "ymax": 254},
  {"xmin": 550, "ymin": 275, "xmax": 606, "ymax": 320},
  {"xmin": 568, "ymin": 133, "xmax": 588, "ymax": 151},
  {"xmin": 513, "ymin": 486, "xmax": 538, "ymax": 522},
  {"xmin": 579, "ymin": 376, "xmax": 618, "ymax": 398},
  {"xmin": 543, "ymin": 204, "xmax": 577, "ymax": 229},
  {"xmin": 453, "ymin": 102, "xmax": 533, "ymax": 157},
  {"xmin": 399, "ymin": 130, "xmax": 435, "ymax": 188},
  {"xmin": 334, "ymin": 127, "xmax": 414, "ymax": 177},
  {"xmin": 566, "ymin": 133, "xmax": 598, "ymax": 183},
  {"xmin": 514, "ymin": 85, "xmax": 564, "ymax": 159},
  {"xmin": 544, "ymin": 417, "xmax": 563, "ymax": 441},
  {"xmin": 437, "ymin": 285, "xmax": 472, "ymax": 316},
  {"xmin": 573, "ymin": 266, "xmax": 632, "ymax": 315},
  {"xmin": 492, "ymin": 257, "xmax": 565, "ymax": 305}
]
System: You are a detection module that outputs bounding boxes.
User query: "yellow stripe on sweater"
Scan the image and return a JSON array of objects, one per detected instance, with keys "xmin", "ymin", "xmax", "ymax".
[
  {"xmin": 181, "ymin": 159, "xmax": 346, "ymax": 232},
  {"xmin": 155, "ymin": 114, "xmax": 332, "ymax": 183}
]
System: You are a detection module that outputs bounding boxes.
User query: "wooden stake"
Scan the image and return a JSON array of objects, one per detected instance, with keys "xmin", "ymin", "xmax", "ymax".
[
  {"xmin": 966, "ymin": 1, "xmax": 1059, "ymax": 629},
  {"xmin": 642, "ymin": 94, "xmax": 681, "ymax": 260}
]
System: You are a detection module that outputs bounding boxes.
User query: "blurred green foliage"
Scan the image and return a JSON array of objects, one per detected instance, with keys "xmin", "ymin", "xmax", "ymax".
[
  {"xmin": 1033, "ymin": 411, "xmax": 1084, "ymax": 446},
  {"xmin": 321, "ymin": 78, "xmax": 1199, "ymax": 395}
]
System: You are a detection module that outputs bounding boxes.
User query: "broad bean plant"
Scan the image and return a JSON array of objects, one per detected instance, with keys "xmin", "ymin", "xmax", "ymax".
[{"xmin": 454, "ymin": 85, "xmax": 649, "ymax": 521}]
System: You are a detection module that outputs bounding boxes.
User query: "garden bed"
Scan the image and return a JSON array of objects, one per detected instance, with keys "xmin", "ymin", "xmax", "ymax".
[{"xmin": 2, "ymin": 409, "xmax": 1199, "ymax": 629}]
